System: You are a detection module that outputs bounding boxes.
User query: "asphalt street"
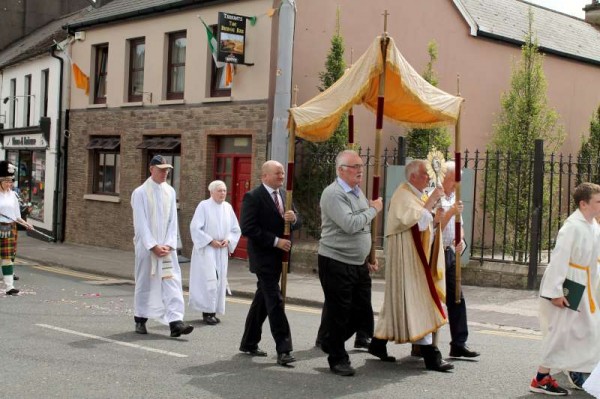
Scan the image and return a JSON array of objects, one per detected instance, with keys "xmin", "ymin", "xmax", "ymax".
[{"xmin": 1, "ymin": 261, "xmax": 593, "ymax": 399}]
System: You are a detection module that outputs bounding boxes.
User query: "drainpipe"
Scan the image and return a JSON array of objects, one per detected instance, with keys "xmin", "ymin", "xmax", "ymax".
[
  {"xmin": 50, "ymin": 46, "xmax": 65, "ymax": 242},
  {"xmin": 270, "ymin": 0, "xmax": 296, "ymax": 168}
]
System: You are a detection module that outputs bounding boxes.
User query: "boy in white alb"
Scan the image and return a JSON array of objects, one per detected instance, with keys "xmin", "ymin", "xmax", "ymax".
[{"xmin": 530, "ymin": 182, "xmax": 600, "ymax": 395}]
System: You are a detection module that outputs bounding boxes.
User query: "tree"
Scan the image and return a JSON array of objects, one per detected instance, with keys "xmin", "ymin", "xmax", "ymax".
[
  {"xmin": 294, "ymin": 9, "xmax": 349, "ymax": 238},
  {"xmin": 406, "ymin": 40, "xmax": 452, "ymax": 158},
  {"xmin": 577, "ymin": 106, "xmax": 600, "ymax": 185},
  {"xmin": 485, "ymin": 9, "xmax": 564, "ymax": 259}
]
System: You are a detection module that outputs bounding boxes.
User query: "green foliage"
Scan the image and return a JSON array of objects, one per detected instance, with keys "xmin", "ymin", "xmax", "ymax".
[
  {"xmin": 406, "ymin": 40, "xmax": 452, "ymax": 158},
  {"xmin": 576, "ymin": 106, "xmax": 600, "ymax": 185},
  {"xmin": 485, "ymin": 9, "xmax": 564, "ymax": 259},
  {"xmin": 295, "ymin": 9, "xmax": 349, "ymax": 238}
]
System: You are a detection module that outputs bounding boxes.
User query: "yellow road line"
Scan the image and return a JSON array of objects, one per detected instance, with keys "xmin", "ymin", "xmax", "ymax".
[
  {"xmin": 226, "ymin": 297, "xmax": 321, "ymax": 314},
  {"xmin": 33, "ymin": 265, "xmax": 108, "ymax": 281},
  {"xmin": 477, "ymin": 329, "xmax": 541, "ymax": 340}
]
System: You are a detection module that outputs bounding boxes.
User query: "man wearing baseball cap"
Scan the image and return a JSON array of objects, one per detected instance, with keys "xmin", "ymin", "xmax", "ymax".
[{"xmin": 130, "ymin": 154, "xmax": 193, "ymax": 337}]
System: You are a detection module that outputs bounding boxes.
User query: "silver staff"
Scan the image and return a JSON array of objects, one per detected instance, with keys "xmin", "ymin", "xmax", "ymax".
[{"xmin": 0, "ymin": 212, "xmax": 55, "ymax": 242}]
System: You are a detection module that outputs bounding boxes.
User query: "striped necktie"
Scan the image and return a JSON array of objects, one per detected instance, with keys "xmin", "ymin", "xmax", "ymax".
[{"xmin": 272, "ymin": 191, "xmax": 284, "ymax": 216}]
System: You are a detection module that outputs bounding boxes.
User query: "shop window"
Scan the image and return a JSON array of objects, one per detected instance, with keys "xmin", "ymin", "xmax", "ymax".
[
  {"xmin": 6, "ymin": 150, "xmax": 46, "ymax": 221},
  {"xmin": 167, "ymin": 31, "xmax": 186, "ymax": 100},
  {"xmin": 87, "ymin": 136, "xmax": 120, "ymax": 194},
  {"xmin": 94, "ymin": 44, "xmax": 109, "ymax": 104},
  {"xmin": 128, "ymin": 38, "xmax": 145, "ymax": 102},
  {"xmin": 210, "ymin": 25, "xmax": 232, "ymax": 97},
  {"xmin": 137, "ymin": 136, "xmax": 181, "ymax": 200}
]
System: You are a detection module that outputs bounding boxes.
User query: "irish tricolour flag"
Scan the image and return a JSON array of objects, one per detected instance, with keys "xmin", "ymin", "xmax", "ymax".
[{"xmin": 200, "ymin": 17, "xmax": 225, "ymax": 68}]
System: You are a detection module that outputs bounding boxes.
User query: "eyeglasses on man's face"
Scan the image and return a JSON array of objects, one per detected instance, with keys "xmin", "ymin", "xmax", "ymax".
[{"xmin": 341, "ymin": 164, "xmax": 364, "ymax": 170}]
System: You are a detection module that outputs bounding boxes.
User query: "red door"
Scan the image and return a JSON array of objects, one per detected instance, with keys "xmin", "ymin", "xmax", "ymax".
[{"xmin": 231, "ymin": 157, "xmax": 251, "ymax": 259}]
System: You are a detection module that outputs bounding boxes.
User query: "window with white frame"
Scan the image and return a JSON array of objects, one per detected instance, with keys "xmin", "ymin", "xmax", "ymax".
[{"xmin": 87, "ymin": 136, "xmax": 121, "ymax": 195}]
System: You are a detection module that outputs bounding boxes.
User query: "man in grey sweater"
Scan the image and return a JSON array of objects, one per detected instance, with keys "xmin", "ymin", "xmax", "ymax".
[{"xmin": 317, "ymin": 149, "xmax": 383, "ymax": 376}]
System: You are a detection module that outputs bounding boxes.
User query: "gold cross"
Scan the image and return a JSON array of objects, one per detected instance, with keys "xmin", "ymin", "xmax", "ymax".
[{"xmin": 382, "ymin": 10, "xmax": 389, "ymax": 34}]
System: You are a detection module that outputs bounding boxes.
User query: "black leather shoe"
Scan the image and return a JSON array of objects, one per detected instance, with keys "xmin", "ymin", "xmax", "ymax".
[
  {"xmin": 426, "ymin": 358, "xmax": 454, "ymax": 372},
  {"xmin": 354, "ymin": 338, "xmax": 371, "ymax": 349},
  {"xmin": 449, "ymin": 345, "xmax": 480, "ymax": 358},
  {"xmin": 277, "ymin": 352, "xmax": 296, "ymax": 366},
  {"xmin": 368, "ymin": 338, "xmax": 395, "ymax": 362},
  {"xmin": 203, "ymin": 315, "xmax": 218, "ymax": 325},
  {"xmin": 422, "ymin": 345, "xmax": 454, "ymax": 372},
  {"xmin": 368, "ymin": 346, "xmax": 396, "ymax": 362},
  {"xmin": 135, "ymin": 322, "xmax": 147, "ymax": 334},
  {"xmin": 330, "ymin": 362, "xmax": 356, "ymax": 376},
  {"xmin": 5, "ymin": 288, "xmax": 19, "ymax": 295},
  {"xmin": 240, "ymin": 347, "xmax": 268, "ymax": 357},
  {"xmin": 169, "ymin": 321, "xmax": 194, "ymax": 337}
]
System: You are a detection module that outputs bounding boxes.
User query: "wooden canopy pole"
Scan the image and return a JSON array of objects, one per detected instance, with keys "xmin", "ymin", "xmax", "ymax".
[
  {"xmin": 281, "ymin": 84, "xmax": 299, "ymax": 307},
  {"xmin": 455, "ymin": 75, "xmax": 463, "ymax": 304},
  {"xmin": 369, "ymin": 10, "xmax": 390, "ymax": 264},
  {"xmin": 348, "ymin": 48, "xmax": 355, "ymax": 147}
]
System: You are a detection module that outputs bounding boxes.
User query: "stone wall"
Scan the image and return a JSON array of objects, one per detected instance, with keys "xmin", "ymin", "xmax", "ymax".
[
  {"xmin": 289, "ymin": 241, "xmax": 544, "ymax": 289},
  {"xmin": 65, "ymin": 100, "xmax": 269, "ymax": 254}
]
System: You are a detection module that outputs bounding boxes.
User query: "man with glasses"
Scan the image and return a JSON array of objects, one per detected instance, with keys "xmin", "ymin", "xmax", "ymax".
[{"xmin": 317, "ymin": 150, "xmax": 383, "ymax": 376}]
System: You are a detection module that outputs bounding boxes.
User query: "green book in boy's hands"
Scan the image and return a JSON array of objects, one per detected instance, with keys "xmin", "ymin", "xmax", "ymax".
[
  {"xmin": 542, "ymin": 278, "xmax": 586, "ymax": 311},
  {"xmin": 561, "ymin": 278, "xmax": 586, "ymax": 311}
]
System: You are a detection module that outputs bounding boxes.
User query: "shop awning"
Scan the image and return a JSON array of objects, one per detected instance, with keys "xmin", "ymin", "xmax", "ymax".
[
  {"xmin": 86, "ymin": 137, "xmax": 121, "ymax": 150},
  {"xmin": 136, "ymin": 136, "xmax": 181, "ymax": 150}
]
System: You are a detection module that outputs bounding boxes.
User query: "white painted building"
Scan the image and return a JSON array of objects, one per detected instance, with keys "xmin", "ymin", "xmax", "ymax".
[{"xmin": 0, "ymin": 9, "xmax": 89, "ymax": 239}]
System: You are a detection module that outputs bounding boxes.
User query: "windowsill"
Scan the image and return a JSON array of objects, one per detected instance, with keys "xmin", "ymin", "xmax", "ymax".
[
  {"xmin": 201, "ymin": 97, "xmax": 232, "ymax": 103},
  {"xmin": 83, "ymin": 194, "xmax": 121, "ymax": 203},
  {"xmin": 87, "ymin": 104, "xmax": 108, "ymax": 109},
  {"xmin": 120, "ymin": 102, "xmax": 143, "ymax": 108},
  {"xmin": 158, "ymin": 99, "xmax": 185, "ymax": 106}
]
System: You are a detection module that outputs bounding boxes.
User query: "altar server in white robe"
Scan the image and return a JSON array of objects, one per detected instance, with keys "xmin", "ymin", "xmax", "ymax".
[
  {"xmin": 529, "ymin": 182, "xmax": 600, "ymax": 396},
  {"xmin": 131, "ymin": 155, "xmax": 193, "ymax": 338},
  {"xmin": 189, "ymin": 180, "xmax": 241, "ymax": 325}
]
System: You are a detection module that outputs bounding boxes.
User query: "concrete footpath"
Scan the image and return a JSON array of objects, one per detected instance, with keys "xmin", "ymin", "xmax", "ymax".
[{"xmin": 14, "ymin": 235, "xmax": 542, "ymax": 331}]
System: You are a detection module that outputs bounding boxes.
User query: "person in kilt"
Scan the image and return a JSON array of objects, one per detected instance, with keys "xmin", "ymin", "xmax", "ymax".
[{"xmin": 0, "ymin": 161, "xmax": 32, "ymax": 295}]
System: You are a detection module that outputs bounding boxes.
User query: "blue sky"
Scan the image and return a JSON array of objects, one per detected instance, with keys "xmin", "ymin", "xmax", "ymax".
[{"xmin": 527, "ymin": 0, "xmax": 590, "ymax": 18}]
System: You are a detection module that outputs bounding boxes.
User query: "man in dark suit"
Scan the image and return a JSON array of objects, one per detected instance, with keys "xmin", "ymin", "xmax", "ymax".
[{"xmin": 239, "ymin": 160, "xmax": 300, "ymax": 366}]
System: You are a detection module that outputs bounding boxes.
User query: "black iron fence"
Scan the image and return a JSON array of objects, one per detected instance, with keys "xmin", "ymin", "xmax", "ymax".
[{"xmin": 293, "ymin": 139, "xmax": 597, "ymax": 287}]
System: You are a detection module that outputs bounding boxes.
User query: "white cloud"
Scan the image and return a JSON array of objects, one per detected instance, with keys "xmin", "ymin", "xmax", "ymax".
[{"xmin": 526, "ymin": 0, "xmax": 590, "ymax": 18}]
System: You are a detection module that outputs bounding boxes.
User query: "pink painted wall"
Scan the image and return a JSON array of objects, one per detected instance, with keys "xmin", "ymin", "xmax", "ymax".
[{"xmin": 293, "ymin": 0, "xmax": 600, "ymax": 155}]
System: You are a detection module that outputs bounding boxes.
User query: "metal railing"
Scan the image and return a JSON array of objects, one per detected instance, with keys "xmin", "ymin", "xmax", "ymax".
[{"xmin": 293, "ymin": 139, "xmax": 598, "ymax": 288}]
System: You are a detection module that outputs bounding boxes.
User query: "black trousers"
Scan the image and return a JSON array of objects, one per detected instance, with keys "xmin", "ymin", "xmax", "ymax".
[
  {"xmin": 445, "ymin": 248, "xmax": 469, "ymax": 347},
  {"xmin": 316, "ymin": 304, "xmax": 372, "ymax": 345},
  {"xmin": 240, "ymin": 271, "xmax": 292, "ymax": 354},
  {"xmin": 318, "ymin": 254, "xmax": 373, "ymax": 367}
]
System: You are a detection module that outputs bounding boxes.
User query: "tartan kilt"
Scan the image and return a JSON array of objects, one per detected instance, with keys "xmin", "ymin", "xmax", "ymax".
[{"xmin": 0, "ymin": 223, "xmax": 17, "ymax": 260}]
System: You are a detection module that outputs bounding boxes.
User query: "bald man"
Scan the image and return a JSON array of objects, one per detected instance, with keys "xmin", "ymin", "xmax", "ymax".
[{"xmin": 239, "ymin": 160, "xmax": 301, "ymax": 367}]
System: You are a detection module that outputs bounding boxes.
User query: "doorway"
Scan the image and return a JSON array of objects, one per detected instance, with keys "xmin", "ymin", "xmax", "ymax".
[{"xmin": 214, "ymin": 136, "xmax": 252, "ymax": 259}]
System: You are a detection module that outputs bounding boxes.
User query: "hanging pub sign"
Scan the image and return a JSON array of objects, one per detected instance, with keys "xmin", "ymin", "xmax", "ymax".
[{"xmin": 217, "ymin": 12, "xmax": 246, "ymax": 64}]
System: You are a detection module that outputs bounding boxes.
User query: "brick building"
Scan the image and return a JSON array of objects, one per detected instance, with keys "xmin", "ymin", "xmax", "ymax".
[{"xmin": 63, "ymin": 0, "xmax": 277, "ymax": 256}]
